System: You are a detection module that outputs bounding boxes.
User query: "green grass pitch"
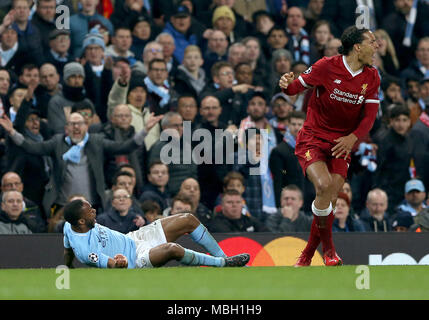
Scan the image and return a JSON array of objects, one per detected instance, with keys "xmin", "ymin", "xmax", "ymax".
[{"xmin": 0, "ymin": 266, "xmax": 428, "ymax": 300}]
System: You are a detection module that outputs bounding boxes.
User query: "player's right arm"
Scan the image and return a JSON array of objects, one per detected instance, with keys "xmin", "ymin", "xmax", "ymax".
[
  {"xmin": 279, "ymin": 58, "xmax": 326, "ymax": 95},
  {"xmin": 107, "ymin": 254, "xmax": 128, "ymax": 268}
]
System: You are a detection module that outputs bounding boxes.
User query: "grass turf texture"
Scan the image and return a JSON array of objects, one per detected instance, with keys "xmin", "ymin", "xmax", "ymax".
[{"xmin": 0, "ymin": 266, "xmax": 428, "ymax": 300}]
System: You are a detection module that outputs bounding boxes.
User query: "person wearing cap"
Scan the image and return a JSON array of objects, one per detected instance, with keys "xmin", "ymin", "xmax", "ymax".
[
  {"xmin": 7, "ymin": 82, "xmax": 27, "ymax": 124},
  {"xmin": 269, "ymin": 110, "xmax": 308, "ymax": 208},
  {"xmin": 332, "ymin": 192, "xmax": 365, "ymax": 232},
  {"xmin": 81, "ymin": 27, "xmax": 114, "ymax": 123},
  {"xmin": 395, "ymin": 179, "xmax": 427, "ymax": 217},
  {"xmin": 391, "ymin": 211, "xmax": 414, "ymax": 232},
  {"xmin": 44, "ymin": 29, "xmax": 72, "ymax": 79},
  {"xmin": 162, "ymin": 4, "xmax": 201, "ymax": 64},
  {"xmin": 47, "ymin": 62, "xmax": 93, "ymax": 133},
  {"xmin": 4, "ymin": 83, "xmax": 52, "ymax": 220},
  {"xmin": 107, "ymin": 62, "xmax": 161, "ymax": 151},
  {"xmin": 211, "ymin": 5, "xmax": 237, "ymax": 43},
  {"xmin": 5, "ymin": 113, "xmax": 51, "ymax": 220},
  {"xmin": 270, "ymin": 92, "xmax": 295, "ymax": 131},
  {"xmin": 69, "ymin": 0, "xmax": 113, "ymax": 59},
  {"xmin": 130, "ymin": 15, "xmax": 154, "ymax": 62}
]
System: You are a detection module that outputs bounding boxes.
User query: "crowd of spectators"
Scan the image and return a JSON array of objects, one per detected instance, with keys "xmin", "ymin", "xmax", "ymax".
[{"xmin": 0, "ymin": 0, "xmax": 428, "ymax": 235}]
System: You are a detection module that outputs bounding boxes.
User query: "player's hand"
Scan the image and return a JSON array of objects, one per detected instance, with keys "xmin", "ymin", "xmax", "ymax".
[
  {"xmin": 114, "ymin": 254, "xmax": 128, "ymax": 268},
  {"xmin": 332, "ymin": 133, "xmax": 358, "ymax": 160},
  {"xmin": 279, "ymin": 72, "xmax": 294, "ymax": 90}
]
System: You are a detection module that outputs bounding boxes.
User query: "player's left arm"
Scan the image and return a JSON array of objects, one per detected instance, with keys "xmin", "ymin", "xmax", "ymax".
[
  {"xmin": 332, "ymin": 72, "xmax": 380, "ymax": 159},
  {"xmin": 64, "ymin": 248, "xmax": 75, "ymax": 269}
]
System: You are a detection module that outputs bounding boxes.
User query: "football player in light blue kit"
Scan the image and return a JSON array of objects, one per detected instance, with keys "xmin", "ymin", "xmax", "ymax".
[{"xmin": 63, "ymin": 199, "xmax": 250, "ymax": 268}]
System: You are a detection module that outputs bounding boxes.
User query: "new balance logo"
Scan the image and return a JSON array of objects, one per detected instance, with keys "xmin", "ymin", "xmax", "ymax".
[{"xmin": 334, "ymin": 79, "xmax": 341, "ymax": 84}]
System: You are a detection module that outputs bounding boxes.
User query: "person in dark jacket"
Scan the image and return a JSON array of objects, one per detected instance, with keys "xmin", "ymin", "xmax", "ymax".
[
  {"xmin": 139, "ymin": 161, "xmax": 171, "ymax": 212},
  {"xmin": 409, "ymin": 100, "xmax": 429, "ymax": 191},
  {"xmin": 332, "ymin": 192, "xmax": 366, "ymax": 232},
  {"xmin": 266, "ymin": 184, "xmax": 312, "ymax": 233},
  {"xmin": 0, "ymin": 190, "xmax": 32, "ymax": 234},
  {"xmin": 374, "ymin": 104, "xmax": 413, "ymax": 211},
  {"xmin": 173, "ymin": 45, "xmax": 207, "ymax": 100},
  {"xmin": 381, "ymin": 1, "xmax": 429, "ymax": 70},
  {"xmin": 148, "ymin": 111, "xmax": 197, "ymax": 196},
  {"xmin": 1, "ymin": 173, "xmax": 46, "ymax": 233},
  {"xmin": 360, "ymin": 188, "xmax": 392, "ymax": 232},
  {"xmin": 97, "ymin": 188, "xmax": 145, "ymax": 234},
  {"xmin": 10, "ymin": 1, "xmax": 44, "ymax": 66},
  {"xmin": 6, "ymin": 102, "xmax": 51, "ymax": 211},
  {"xmin": 101, "ymin": 103, "xmax": 146, "ymax": 190},
  {"xmin": 269, "ymin": 111, "xmax": 315, "ymax": 210},
  {"xmin": 0, "ymin": 111, "xmax": 162, "ymax": 218},
  {"xmin": 30, "ymin": 0, "xmax": 58, "ymax": 56},
  {"xmin": 209, "ymin": 190, "xmax": 269, "ymax": 233}
]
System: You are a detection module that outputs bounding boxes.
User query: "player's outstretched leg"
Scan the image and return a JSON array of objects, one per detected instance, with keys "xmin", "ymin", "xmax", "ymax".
[
  {"xmin": 148, "ymin": 243, "xmax": 249, "ymax": 267},
  {"xmin": 161, "ymin": 213, "xmax": 227, "ymax": 258}
]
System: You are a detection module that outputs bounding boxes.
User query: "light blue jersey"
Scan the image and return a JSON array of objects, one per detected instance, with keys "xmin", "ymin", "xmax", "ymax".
[{"xmin": 63, "ymin": 222, "xmax": 136, "ymax": 268}]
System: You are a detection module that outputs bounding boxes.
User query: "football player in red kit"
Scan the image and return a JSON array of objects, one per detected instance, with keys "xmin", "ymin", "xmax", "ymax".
[{"xmin": 279, "ymin": 26, "xmax": 380, "ymax": 266}]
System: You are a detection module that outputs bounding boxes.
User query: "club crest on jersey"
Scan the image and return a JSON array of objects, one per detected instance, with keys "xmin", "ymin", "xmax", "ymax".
[
  {"xmin": 361, "ymin": 83, "xmax": 368, "ymax": 95},
  {"xmin": 303, "ymin": 66, "xmax": 312, "ymax": 74},
  {"xmin": 305, "ymin": 150, "xmax": 312, "ymax": 161}
]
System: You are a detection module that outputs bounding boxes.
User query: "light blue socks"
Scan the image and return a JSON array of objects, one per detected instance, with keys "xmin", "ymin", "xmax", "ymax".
[
  {"xmin": 180, "ymin": 248, "xmax": 225, "ymax": 267},
  {"xmin": 189, "ymin": 224, "xmax": 227, "ymax": 258}
]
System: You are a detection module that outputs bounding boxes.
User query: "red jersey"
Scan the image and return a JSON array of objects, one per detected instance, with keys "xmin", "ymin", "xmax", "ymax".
[{"xmin": 283, "ymin": 55, "xmax": 380, "ymax": 141}]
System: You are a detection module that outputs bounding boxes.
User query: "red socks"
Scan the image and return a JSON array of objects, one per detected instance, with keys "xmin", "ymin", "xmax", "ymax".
[
  {"xmin": 316, "ymin": 212, "xmax": 335, "ymax": 254},
  {"xmin": 302, "ymin": 211, "xmax": 335, "ymax": 258}
]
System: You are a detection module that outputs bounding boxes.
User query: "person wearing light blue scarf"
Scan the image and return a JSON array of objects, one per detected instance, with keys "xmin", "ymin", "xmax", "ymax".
[{"xmin": 62, "ymin": 132, "xmax": 89, "ymax": 164}]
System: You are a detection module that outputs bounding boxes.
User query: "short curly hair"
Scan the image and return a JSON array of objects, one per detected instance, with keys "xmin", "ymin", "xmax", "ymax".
[{"xmin": 338, "ymin": 26, "xmax": 370, "ymax": 55}]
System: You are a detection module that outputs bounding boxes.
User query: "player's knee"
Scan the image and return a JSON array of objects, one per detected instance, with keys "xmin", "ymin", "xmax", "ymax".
[
  {"xmin": 314, "ymin": 177, "xmax": 333, "ymax": 195},
  {"xmin": 164, "ymin": 242, "xmax": 184, "ymax": 259},
  {"xmin": 178, "ymin": 212, "xmax": 200, "ymax": 227}
]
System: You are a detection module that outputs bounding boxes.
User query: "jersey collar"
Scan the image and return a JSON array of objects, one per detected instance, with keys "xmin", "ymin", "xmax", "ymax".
[{"xmin": 342, "ymin": 55, "xmax": 363, "ymax": 78}]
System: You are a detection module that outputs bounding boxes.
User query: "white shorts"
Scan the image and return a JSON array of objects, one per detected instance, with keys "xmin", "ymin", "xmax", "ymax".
[{"xmin": 127, "ymin": 220, "xmax": 167, "ymax": 268}]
